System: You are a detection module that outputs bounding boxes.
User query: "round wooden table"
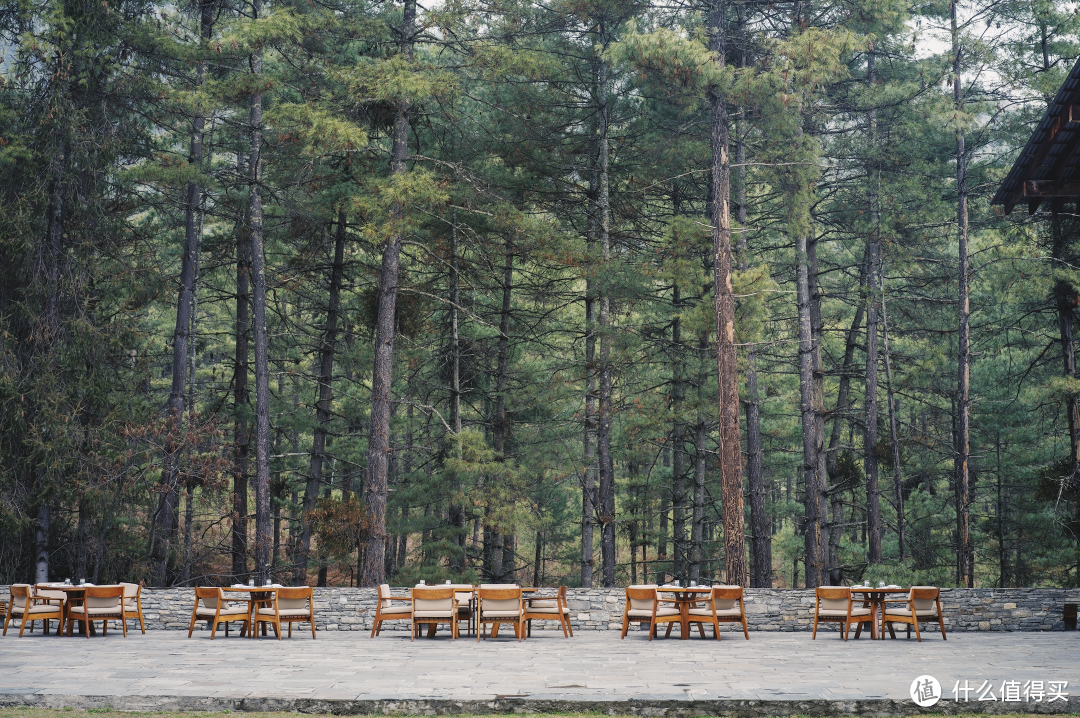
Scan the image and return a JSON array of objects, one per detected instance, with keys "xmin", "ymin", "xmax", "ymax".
[
  {"xmin": 656, "ymin": 586, "xmax": 712, "ymax": 639},
  {"xmin": 850, "ymin": 587, "xmax": 907, "ymax": 639},
  {"xmin": 222, "ymin": 585, "xmax": 281, "ymax": 638}
]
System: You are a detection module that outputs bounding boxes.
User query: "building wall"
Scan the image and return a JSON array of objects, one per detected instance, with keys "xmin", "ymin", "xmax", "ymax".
[{"xmin": 5, "ymin": 586, "xmax": 1077, "ymax": 633}]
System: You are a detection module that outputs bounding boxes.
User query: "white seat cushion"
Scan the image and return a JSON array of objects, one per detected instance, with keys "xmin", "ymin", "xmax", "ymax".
[
  {"xmin": 688, "ymin": 607, "xmax": 742, "ymax": 617},
  {"xmin": 628, "ymin": 607, "xmax": 680, "ymax": 618},
  {"xmin": 379, "ymin": 605, "xmax": 411, "ymax": 615},
  {"xmin": 482, "ymin": 610, "xmax": 523, "ymax": 618},
  {"xmin": 68, "ymin": 606, "xmax": 122, "ymax": 616},
  {"xmin": 257, "ymin": 608, "xmax": 309, "ymax": 617},
  {"xmin": 196, "ymin": 606, "xmax": 248, "ymax": 618},
  {"xmin": 14, "ymin": 605, "xmax": 59, "ymax": 616},
  {"xmin": 818, "ymin": 607, "xmax": 872, "ymax": 617},
  {"xmin": 414, "ymin": 610, "xmax": 453, "ymax": 618},
  {"xmin": 885, "ymin": 608, "xmax": 939, "ymax": 617}
]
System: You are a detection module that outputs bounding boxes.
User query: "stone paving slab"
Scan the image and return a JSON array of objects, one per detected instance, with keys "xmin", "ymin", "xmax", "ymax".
[{"xmin": 0, "ymin": 629, "xmax": 1077, "ymax": 714}]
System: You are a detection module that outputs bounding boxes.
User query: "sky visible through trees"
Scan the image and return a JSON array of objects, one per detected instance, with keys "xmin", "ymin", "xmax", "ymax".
[{"xmin": 2, "ymin": 0, "xmax": 1080, "ymax": 589}]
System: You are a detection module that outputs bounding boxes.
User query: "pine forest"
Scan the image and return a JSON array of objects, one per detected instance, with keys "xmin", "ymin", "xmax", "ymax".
[{"xmin": 3, "ymin": 0, "xmax": 1080, "ymax": 590}]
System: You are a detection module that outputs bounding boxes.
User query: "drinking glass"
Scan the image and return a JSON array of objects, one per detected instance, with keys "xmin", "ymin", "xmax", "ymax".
[{"xmin": 248, "ymin": 579, "xmax": 255, "ymax": 587}]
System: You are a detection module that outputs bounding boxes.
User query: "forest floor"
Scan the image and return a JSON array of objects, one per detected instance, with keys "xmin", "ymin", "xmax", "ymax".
[{"xmin": 0, "ymin": 630, "xmax": 1077, "ymax": 714}]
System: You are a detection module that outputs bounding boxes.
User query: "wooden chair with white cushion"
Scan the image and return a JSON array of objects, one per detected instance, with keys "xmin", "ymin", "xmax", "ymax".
[
  {"xmin": 370, "ymin": 584, "xmax": 412, "ymax": 637},
  {"xmin": 450, "ymin": 584, "xmax": 475, "ymax": 636},
  {"xmin": 120, "ymin": 581, "xmax": 146, "ymax": 634},
  {"xmin": 410, "ymin": 586, "xmax": 458, "ymax": 640},
  {"xmin": 687, "ymin": 585, "xmax": 749, "ymax": 640},
  {"xmin": 812, "ymin": 586, "xmax": 874, "ymax": 640},
  {"xmin": 4, "ymin": 585, "xmax": 62, "ymax": 637},
  {"xmin": 620, "ymin": 585, "xmax": 681, "ymax": 640},
  {"xmin": 187, "ymin": 587, "xmax": 251, "ymax": 639},
  {"xmin": 33, "ymin": 587, "xmax": 69, "ymax": 635},
  {"xmin": 882, "ymin": 586, "xmax": 946, "ymax": 641},
  {"xmin": 523, "ymin": 585, "xmax": 573, "ymax": 637},
  {"xmin": 477, "ymin": 585, "xmax": 525, "ymax": 641},
  {"xmin": 66, "ymin": 585, "xmax": 126, "ymax": 638},
  {"xmin": 254, "ymin": 586, "xmax": 316, "ymax": 639}
]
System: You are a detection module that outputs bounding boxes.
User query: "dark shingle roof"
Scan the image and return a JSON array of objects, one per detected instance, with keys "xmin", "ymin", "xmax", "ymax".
[{"xmin": 992, "ymin": 57, "xmax": 1080, "ymax": 214}]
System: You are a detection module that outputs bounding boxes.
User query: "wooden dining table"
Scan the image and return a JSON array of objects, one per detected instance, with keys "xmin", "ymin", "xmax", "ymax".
[
  {"xmin": 656, "ymin": 585, "xmax": 712, "ymax": 640},
  {"xmin": 222, "ymin": 585, "xmax": 281, "ymax": 638},
  {"xmin": 850, "ymin": 586, "xmax": 907, "ymax": 639}
]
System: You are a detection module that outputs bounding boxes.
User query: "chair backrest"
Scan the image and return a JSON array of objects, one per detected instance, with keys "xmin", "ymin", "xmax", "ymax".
[
  {"xmin": 195, "ymin": 586, "xmax": 223, "ymax": 608},
  {"xmin": 84, "ymin": 585, "xmax": 123, "ymax": 609},
  {"xmin": 712, "ymin": 585, "xmax": 743, "ymax": 610},
  {"xmin": 816, "ymin": 586, "xmax": 851, "ymax": 612},
  {"xmin": 910, "ymin": 586, "xmax": 939, "ymax": 610},
  {"xmin": 478, "ymin": 587, "xmax": 521, "ymax": 615},
  {"xmin": 557, "ymin": 586, "xmax": 567, "ymax": 602},
  {"xmin": 9, "ymin": 584, "xmax": 30, "ymax": 608},
  {"xmin": 378, "ymin": 584, "xmax": 392, "ymax": 600},
  {"xmin": 120, "ymin": 582, "xmax": 141, "ymax": 599},
  {"xmin": 275, "ymin": 586, "xmax": 312, "ymax": 610},
  {"xmin": 36, "ymin": 589, "xmax": 67, "ymax": 601},
  {"xmin": 412, "ymin": 586, "xmax": 455, "ymax": 612},
  {"xmin": 625, "ymin": 586, "xmax": 657, "ymax": 611},
  {"xmin": 479, "ymin": 583, "xmax": 518, "ymax": 589}
]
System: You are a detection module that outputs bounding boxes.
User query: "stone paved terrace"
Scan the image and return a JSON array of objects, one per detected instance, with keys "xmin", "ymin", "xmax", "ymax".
[{"xmin": 1, "ymin": 627, "xmax": 1078, "ymax": 715}]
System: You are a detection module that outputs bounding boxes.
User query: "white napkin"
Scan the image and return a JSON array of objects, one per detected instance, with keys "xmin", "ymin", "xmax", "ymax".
[
  {"xmin": 231, "ymin": 584, "xmax": 246, "ymax": 588},
  {"xmin": 271, "ymin": 584, "xmax": 282, "ymax": 588}
]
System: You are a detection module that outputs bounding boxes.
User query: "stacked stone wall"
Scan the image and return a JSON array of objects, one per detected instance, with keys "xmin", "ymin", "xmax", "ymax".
[{"xmin": 3, "ymin": 586, "xmax": 1077, "ymax": 633}]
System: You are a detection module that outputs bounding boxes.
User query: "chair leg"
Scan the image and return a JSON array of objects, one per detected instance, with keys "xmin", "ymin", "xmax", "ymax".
[
  {"xmin": 854, "ymin": 621, "xmax": 863, "ymax": 639},
  {"xmin": 913, "ymin": 619, "xmax": 922, "ymax": 642},
  {"xmin": 697, "ymin": 623, "xmax": 706, "ymax": 639},
  {"xmin": 664, "ymin": 622, "xmax": 673, "ymax": 638},
  {"xmin": 139, "ymin": 611, "xmax": 146, "ymax": 634},
  {"xmin": 741, "ymin": 614, "xmax": 749, "ymax": 640},
  {"xmin": 812, "ymin": 612, "xmax": 819, "ymax": 639}
]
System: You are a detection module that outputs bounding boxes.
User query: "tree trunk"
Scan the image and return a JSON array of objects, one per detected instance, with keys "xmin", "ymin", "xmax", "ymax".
[
  {"xmin": 672, "ymin": 286, "xmax": 687, "ymax": 580},
  {"xmin": 707, "ymin": 0, "xmax": 747, "ymax": 587},
  {"xmin": 864, "ymin": 47, "xmax": 883, "ymax": 566},
  {"xmin": 797, "ymin": 229, "xmax": 821, "ymax": 588},
  {"xmin": 35, "ymin": 501, "xmax": 50, "ymax": 583},
  {"xmin": 232, "ymin": 217, "xmax": 251, "ymax": 583},
  {"xmin": 447, "ymin": 209, "xmax": 466, "ymax": 572},
  {"xmin": 248, "ymin": 0, "xmax": 272, "ymax": 586},
  {"xmin": 487, "ymin": 233, "xmax": 514, "ymax": 580},
  {"xmin": 361, "ymin": 0, "xmax": 414, "ymax": 587},
  {"xmin": 581, "ymin": 126, "xmax": 598, "ymax": 588},
  {"xmin": 297, "ymin": 213, "xmax": 346, "ymax": 584},
  {"xmin": 736, "ymin": 98, "xmax": 769, "ymax": 588},
  {"xmin": 690, "ymin": 335, "xmax": 708, "ymax": 581},
  {"xmin": 952, "ymin": 0, "xmax": 972, "ymax": 588},
  {"xmin": 596, "ymin": 23, "xmax": 616, "ymax": 589},
  {"xmin": 808, "ymin": 235, "xmax": 831, "ymax": 583},
  {"xmin": 882, "ymin": 284, "xmax": 905, "ymax": 562}
]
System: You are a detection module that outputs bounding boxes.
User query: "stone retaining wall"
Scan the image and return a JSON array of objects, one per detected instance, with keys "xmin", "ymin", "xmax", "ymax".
[{"xmin": 3, "ymin": 586, "xmax": 1077, "ymax": 633}]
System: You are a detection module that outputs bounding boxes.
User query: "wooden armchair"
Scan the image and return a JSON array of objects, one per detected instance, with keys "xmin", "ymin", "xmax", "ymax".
[
  {"xmin": 33, "ymin": 586, "xmax": 69, "ymax": 635},
  {"xmin": 410, "ymin": 586, "xmax": 458, "ymax": 640},
  {"xmin": 620, "ymin": 585, "xmax": 681, "ymax": 640},
  {"xmin": 523, "ymin": 585, "xmax": 573, "ymax": 637},
  {"xmin": 883, "ymin": 586, "xmax": 946, "ymax": 641},
  {"xmin": 254, "ymin": 587, "xmax": 316, "ymax": 639},
  {"xmin": 66, "ymin": 585, "xmax": 126, "ymax": 638},
  {"xmin": 477, "ymin": 586, "xmax": 525, "ymax": 641},
  {"xmin": 687, "ymin": 585, "xmax": 749, "ymax": 640},
  {"xmin": 120, "ymin": 581, "xmax": 146, "ymax": 634},
  {"xmin": 812, "ymin": 586, "xmax": 874, "ymax": 640},
  {"xmin": 370, "ymin": 584, "xmax": 412, "ymax": 637},
  {"xmin": 4, "ymin": 585, "xmax": 62, "ymax": 637},
  {"xmin": 187, "ymin": 587, "xmax": 251, "ymax": 639}
]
